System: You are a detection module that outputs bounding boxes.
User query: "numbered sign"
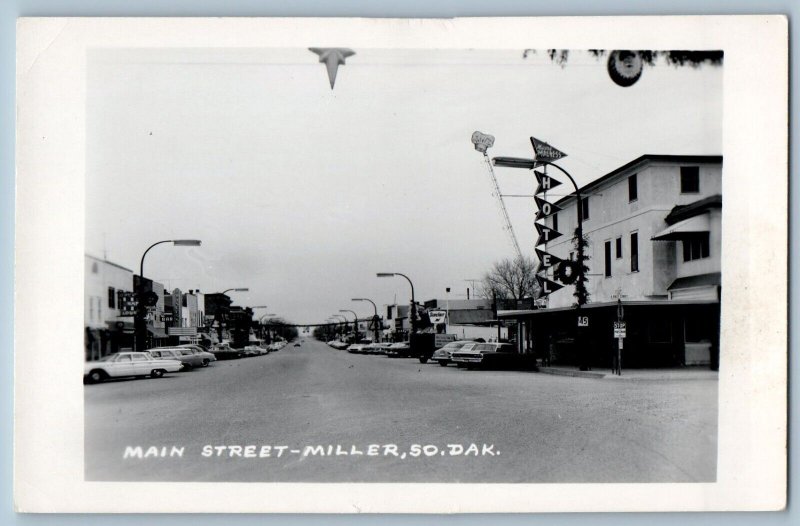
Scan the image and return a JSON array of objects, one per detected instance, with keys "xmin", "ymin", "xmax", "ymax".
[{"xmin": 577, "ymin": 316, "xmax": 589, "ymax": 327}]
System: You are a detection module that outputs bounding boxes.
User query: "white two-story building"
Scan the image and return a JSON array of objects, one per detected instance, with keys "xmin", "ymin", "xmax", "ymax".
[{"xmin": 500, "ymin": 154, "xmax": 722, "ymax": 369}]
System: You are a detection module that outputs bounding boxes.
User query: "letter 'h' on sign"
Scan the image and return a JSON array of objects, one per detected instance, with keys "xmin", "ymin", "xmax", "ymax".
[{"xmin": 535, "ymin": 171, "xmax": 563, "ymax": 195}]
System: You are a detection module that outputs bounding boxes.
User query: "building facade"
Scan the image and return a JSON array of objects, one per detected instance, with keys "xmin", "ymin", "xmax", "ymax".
[
  {"xmin": 502, "ymin": 155, "xmax": 722, "ymax": 369},
  {"xmin": 84, "ymin": 254, "xmax": 134, "ymax": 360}
]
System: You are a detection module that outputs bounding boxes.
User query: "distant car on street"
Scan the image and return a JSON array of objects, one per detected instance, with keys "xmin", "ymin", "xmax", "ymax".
[
  {"xmin": 451, "ymin": 342, "xmax": 528, "ymax": 369},
  {"xmin": 84, "ymin": 352, "xmax": 183, "ymax": 383},
  {"xmin": 149, "ymin": 348, "xmax": 203, "ymax": 369},
  {"xmin": 293, "ymin": 342, "xmax": 301, "ymax": 347},
  {"xmin": 243, "ymin": 345, "xmax": 267, "ymax": 356},
  {"xmin": 210, "ymin": 343, "xmax": 243, "ymax": 360},
  {"xmin": 431, "ymin": 340, "xmax": 475, "ymax": 366},
  {"xmin": 385, "ymin": 342, "xmax": 412, "ymax": 358},
  {"xmin": 346, "ymin": 343, "xmax": 368, "ymax": 353}
]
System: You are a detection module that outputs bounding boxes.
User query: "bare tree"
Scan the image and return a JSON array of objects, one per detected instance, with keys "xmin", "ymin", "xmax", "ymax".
[{"xmin": 480, "ymin": 256, "xmax": 539, "ymax": 309}]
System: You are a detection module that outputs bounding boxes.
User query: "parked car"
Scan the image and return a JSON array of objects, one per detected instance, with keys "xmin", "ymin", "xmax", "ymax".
[
  {"xmin": 84, "ymin": 352, "xmax": 183, "ymax": 383},
  {"xmin": 385, "ymin": 342, "xmax": 412, "ymax": 358},
  {"xmin": 210, "ymin": 343, "xmax": 243, "ymax": 360},
  {"xmin": 176, "ymin": 344, "xmax": 217, "ymax": 364},
  {"xmin": 431, "ymin": 340, "xmax": 475, "ymax": 366},
  {"xmin": 346, "ymin": 343, "xmax": 368, "ymax": 354},
  {"xmin": 242, "ymin": 345, "xmax": 266, "ymax": 356},
  {"xmin": 451, "ymin": 342, "xmax": 528, "ymax": 369},
  {"xmin": 361, "ymin": 343, "xmax": 383, "ymax": 355},
  {"xmin": 149, "ymin": 348, "xmax": 202, "ymax": 369}
]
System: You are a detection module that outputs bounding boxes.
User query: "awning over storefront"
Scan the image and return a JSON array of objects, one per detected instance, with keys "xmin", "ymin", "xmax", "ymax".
[
  {"xmin": 147, "ymin": 327, "xmax": 168, "ymax": 338},
  {"xmin": 667, "ymin": 272, "xmax": 721, "ymax": 301},
  {"xmin": 651, "ymin": 213, "xmax": 710, "ymax": 241},
  {"xmin": 105, "ymin": 320, "xmax": 134, "ymax": 331}
]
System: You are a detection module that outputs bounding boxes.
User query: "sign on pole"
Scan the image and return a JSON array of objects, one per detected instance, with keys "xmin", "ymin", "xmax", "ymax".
[
  {"xmin": 613, "ymin": 321, "xmax": 627, "ymax": 338},
  {"xmin": 535, "ymin": 223, "xmax": 563, "ymax": 246},
  {"xmin": 471, "ymin": 131, "xmax": 495, "ymax": 153},
  {"xmin": 535, "ymin": 248, "xmax": 563, "ymax": 269},
  {"xmin": 534, "ymin": 171, "xmax": 563, "ymax": 194},
  {"xmin": 536, "ymin": 275, "xmax": 564, "ymax": 297},
  {"xmin": 534, "ymin": 196, "xmax": 562, "ymax": 220},
  {"xmin": 530, "ymin": 137, "xmax": 567, "ymax": 163}
]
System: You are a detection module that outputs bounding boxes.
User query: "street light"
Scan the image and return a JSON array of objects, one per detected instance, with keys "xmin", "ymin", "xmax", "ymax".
[
  {"xmin": 330, "ymin": 314, "xmax": 347, "ymax": 340},
  {"xmin": 135, "ymin": 238, "xmax": 202, "ymax": 351},
  {"xmin": 339, "ymin": 309, "xmax": 359, "ymax": 341},
  {"xmin": 377, "ymin": 272, "xmax": 416, "ymax": 335},
  {"xmin": 352, "ymin": 297, "xmax": 380, "ymax": 342},
  {"xmin": 222, "ymin": 288, "xmax": 249, "ymax": 294}
]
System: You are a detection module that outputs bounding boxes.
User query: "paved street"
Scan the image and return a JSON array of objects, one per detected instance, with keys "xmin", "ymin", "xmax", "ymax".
[{"xmin": 85, "ymin": 338, "xmax": 718, "ymax": 483}]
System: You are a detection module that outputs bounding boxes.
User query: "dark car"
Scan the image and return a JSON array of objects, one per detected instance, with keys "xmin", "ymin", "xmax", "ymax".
[
  {"xmin": 385, "ymin": 342, "xmax": 412, "ymax": 358},
  {"xmin": 451, "ymin": 342, "xmax": 531, "ymax": 370},
  {"xmin": 210, "ymin": 343, "xmax": 243, "ymax": 360}
]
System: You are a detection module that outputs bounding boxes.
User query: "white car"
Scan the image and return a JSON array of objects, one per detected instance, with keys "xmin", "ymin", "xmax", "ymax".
[{"xmin": 84, "ymin": 352, "xmax": 183, "ymax": 383}]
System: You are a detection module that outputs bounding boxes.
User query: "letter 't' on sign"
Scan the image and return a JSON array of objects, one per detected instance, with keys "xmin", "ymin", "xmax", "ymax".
[
  {"xmin": 535, "ymin": 171, "xmax": 563, "ymax": 195},
  {"xmin": 530, "ymin": 137, "xmax": 567, "ymax": 163},
  {"xmin": 535, "ymin": 248, "xmax": 563, "ymax": 269},
  {"xmin": 535, "ymin": 222, "xmax": 563, "ymax": 246},
  {"xmin": 536, "ymin": 275, "xmax": 564, "ymax": 297},
  {"xmin": 535, "ymin": 196, "xmax": 562, "ymax": 220}
]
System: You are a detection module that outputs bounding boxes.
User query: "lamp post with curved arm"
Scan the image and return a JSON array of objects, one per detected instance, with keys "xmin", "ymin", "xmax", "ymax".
[
  {"xmin": 352, "ymin": 297, "xmax": 380, "ymax": 342},
  {"xmin": 339, "ymin": 310, "xmax": 359, "ymax": 341},
  {"xmin": 376, "ymin": 272, "xmax": 416, "ymax": 335},
  {"xmin": 330, "ymin": 314, "xmax": 347, "ymax": 340},
  {"xmin": 135, "ymin": 239, "xmax": 202, "ymax": 351}
]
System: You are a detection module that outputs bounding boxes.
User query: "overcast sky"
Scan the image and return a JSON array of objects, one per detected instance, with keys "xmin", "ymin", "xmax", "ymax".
[{"xmin": 86, "ymin": 48, "xmax": 722, "ymax": 324}]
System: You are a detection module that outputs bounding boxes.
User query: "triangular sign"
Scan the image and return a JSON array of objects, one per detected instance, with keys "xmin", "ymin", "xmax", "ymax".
[
  {"xmin": 535, "ymin": 248, "xmax": 563, "ymax": 269},
  {"xmin": 530, "ymin": 136, "xmax": 567, "ymax": 162},
  {"xmin": 536, "ymin": 275, "xmax": 564, "ymax": 296},
  {"xmin": 535, "ymin": 171, "xmax": 563, "ymax": 195},
  {"xmin": 535, "ymin": 196, "xmax": 562, "ymax": 221},
  {"xmin": 535, "ymin": 222, "xmax": 563, "ymax": 246}
]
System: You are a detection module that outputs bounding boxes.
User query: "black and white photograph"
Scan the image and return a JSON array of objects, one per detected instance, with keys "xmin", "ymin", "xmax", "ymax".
[{"xmin": 13, "ymin": 16, "xmax": 787, "ymax": 513}]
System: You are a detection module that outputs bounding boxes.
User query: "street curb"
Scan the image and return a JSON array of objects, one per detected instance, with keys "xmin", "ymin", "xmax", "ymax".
[{"xmin": 537, "ymin": 367, "xmax": 606, "ymax": 379}]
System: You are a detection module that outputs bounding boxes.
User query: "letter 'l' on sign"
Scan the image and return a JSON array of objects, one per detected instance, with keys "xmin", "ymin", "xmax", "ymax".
[
  {"xmin": 535, "ymin": 222, "xmax": 563, "ymax": 246},
  {"xmin": 536, "ymin": 275, "xmax": 564, "ymax": 296},
  {"xmin": 535, "ymin": 196, "xmax": 562, "ymax": 220},
  {"xmin": 535, "ymin": 171, "xmax": 563, "ymax": 195}
]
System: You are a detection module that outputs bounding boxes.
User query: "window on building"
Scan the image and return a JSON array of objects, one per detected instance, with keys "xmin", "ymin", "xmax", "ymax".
[
  {"xmin": 615, "ymin": 237, "xmax": 623, "ymax": 259},
  {"xmin": 108, "ymin": 287, "xmax": 116, "ymax": 308},
  {"xmin": 630, "ymin": 232, "xmax": 639, "ymax": 272},
  {"xmin": 680, "ymin": 166, "xmax": 700, "ymax": 193},
  {"xmin": 682, "ymin": 233, "xmax": 710, "ymax": 262},
  {"xmin": 580, "ymin": 197, "xmax": 590, "ymax": 221},
  {"xmin": 569, "ymin": 251, "xmax": 575, "ymax": 261},
  {"xmin": 551, "ymin": 212, "xmax": 558, "ymax": 233},
  {"xmin": 604, "ymin": 241, "xmax": 612, "ymax": 277},
  {"xmin": 91, "ymin": 262, "xmax": 98, "ymax": 274},
  {"xmin": 628, "ymin": 173, "xmax": 638, "ymax": 202}
]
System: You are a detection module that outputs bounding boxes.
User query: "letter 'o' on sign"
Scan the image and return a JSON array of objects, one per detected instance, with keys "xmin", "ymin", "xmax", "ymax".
[{"xmin": 535, "ymin": 196, "xmax": 562, "ymax": 221}]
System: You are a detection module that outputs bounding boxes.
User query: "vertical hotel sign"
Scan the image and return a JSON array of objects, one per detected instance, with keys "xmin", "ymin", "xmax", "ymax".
[{"xmin": 532, "ymin": 138, "xmax": 568, "ymax": 298}]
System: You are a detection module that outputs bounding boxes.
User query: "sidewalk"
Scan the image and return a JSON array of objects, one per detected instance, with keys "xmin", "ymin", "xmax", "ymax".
[{"xmin": 537, "ymin": 366, "xmax": 718, "ymax": 381}]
